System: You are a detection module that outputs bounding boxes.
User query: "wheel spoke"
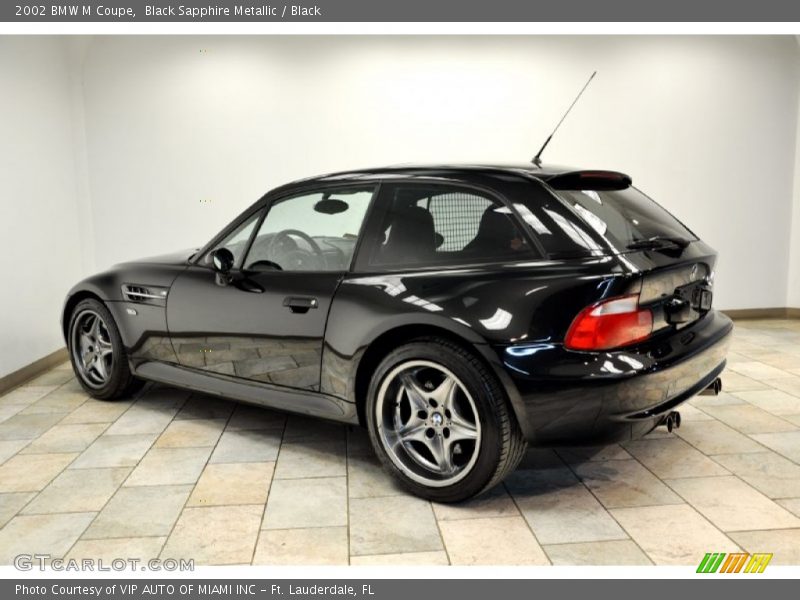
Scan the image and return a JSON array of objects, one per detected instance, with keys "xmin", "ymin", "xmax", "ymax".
[
  {"xmin": 448, "ymin": 419, "xmax": 478, "ymax": 442},
  {"xmin": 92, "ymin": 356, "xmax": 109, "ymax": 381},
  {"xmin": 426, "ymin": 433, "xmax": 455, "ymax": 474},
  {"xmin": 96, "ymin": 337, "xmax": 113, "ymax": 358},
  {"xmin": 397, "ymin": 422, "xmax": 428, "ymax": 444},
  {"xmin": 399, "ymin": 372, "xmax": 429, "ymax": 412},
  {"xmin": 430, "ymin": 375, "xmax": 457, "ymax": 409}
]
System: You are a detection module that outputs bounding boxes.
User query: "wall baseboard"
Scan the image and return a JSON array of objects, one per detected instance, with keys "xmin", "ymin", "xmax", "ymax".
[
  {"xmin": 722, "ymin": 307, "xmax": 800, "ymax": 320},
  {"xmin": 0, "ymin": 347, "xmax": 69, "ymax": 396}
]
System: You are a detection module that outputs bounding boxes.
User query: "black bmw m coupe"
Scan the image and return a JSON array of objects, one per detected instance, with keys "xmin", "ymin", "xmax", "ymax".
[{"xmin": 63, "ymin": 163, "xmax": 732, "ymax": 501}]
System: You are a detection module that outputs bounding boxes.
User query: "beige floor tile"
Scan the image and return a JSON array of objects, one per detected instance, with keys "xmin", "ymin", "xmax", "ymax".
[
  {"xmin": 20, "ymin": 390, "xmax": 87, "ymax": 415},
  {"xmin": 125, "ymin": 447, "xmax": 211, "ymax": 486},
  {"xmin": 349, "ymin": 495, "xmax": 442, "ymax": 557},
  {"xmin": 70, "ymin": 433, "xmax": 157, "ymax": 469},
  {"xmin": 0, "ymin": 404, "xmax": 24, "ymax": 424},
  {"xmin": 673, "ymin": 404, "xmax": 714, "ymax": 421},
  {"xmin": 624, "ymin": 437, "xmax": 729, "ymax": 479},
  {"xmin": 677, "ymin": 420, "xmax": 766, "ymax": 455},
  {"xmin": 349, "ymin": 551, "xmax": 450, "ymax": 565},
  {"xmin": 283, "ymin": 416, "xmax": 345, "ymax": 443},
  {"xmin": 712, "ymin": 452, "xmax": 800, "ymax": 498},
  {"xmin": 432, "ymin": 484, "xmax": 519, "ymax": 521},
  {"xmin": 556, "ymin": 445, "xmax": 631, "ymax": 465},
  {"xmin": 23, "ymin": 467, "xmax": 130, "ymax": 514},
  {"xmin": 666, "ymin": 476, "xmax": 800, "ymax": 531},
  {"xmin": 263, "ymin": 477, "xmax": 347, "ymax": 530},
  {"xmin": 756, "ymin": 354, "xmax": 800, "ymax": 371},
  {"xmin": 503, "ymin": 467, "xmax": 626, "ymax": 544},
  {"xmin": 783, "ymin": 414, "xmax": 800, "ymax": 427},
  {"xmin": 227, "ymin": 404, "xmax": 286, "ymax": 431},
  {"xmin": 733, "ymin": 389, "xmax": 800, "ymax": 416},
  {"xmin": 0, "ymin": 439, "xmax": 28, "ymax": 464},
  {"xmin": 67, "ymin": 536, "xmax": 166, "ymax": 562},
  {"xmin": 777, "ymin": 498, "xmax": 800, "ymax": 517},
  {"xmin": 210, "ymin": 429, "xmax": 281, "ymax": 464},
  {"xmin": 0, "ymin": 412, "xmax": 67, "ymax": 441},
  {"xmin": 516, "ymin": 448, "xmax": 565, "ymax": 469},
  {"xmin": 689, "ymin": 391, "xmax": 746, "ymax": 407},
  {"xmin": 154, "ymin": 418, "xmax": 225, "ymax": 448},
  {"xmin": 347, "ymin": 453, "xmax": 404, "ymax": 499},
  {"xmin": 253, "ymin": 527, "xmax": 348, "ymax": 565},
  {"xmin": 729, "ymin": 529, "xmax": 800, "ymax": 565},
  {"xmin": 0, "ymin": 452, "xmax": 77, "ymax": 492},
  {"xmin": 0, "ymin": 492, "xmax": 35, "ymax": 527},
  {"xmin": 611, "ymin": 504, "xmax": 739, "ymax": 565},
  {"xmin": 61, "ymin": 401, "xmax": 132, "ymax": 425},
  {"xmin": 544, "ymin": 540, "xmax": 652, "ymax": 565},
  {"xmin": 161, "ymin": 505, "xmax": 262, "ymax": 565},
  {"xmin": 750, "ymin": 431, "xmax": 800, "ymax": 463},
  {"xmin": 699, "ymin": 404, "xmax": 797, "ymax": 434},
  {"xmin": 25, "ymin": 370, "xmax": 75, "ymax": 387},
  {"xmin": 439, "ymin": 516, "xmax": 548, "ymax": 565},
  {"xmin": 187, "ymin": 462, "xmax": 274, "ymax": 507},
  {"xmin": 104, "ymin": 406, "xmax": 178, "ymax": 435},
  {"xmin": 574, "ymin": 459, "xmax": 682, "ymax": 508},
  {"xmin": 274, "ymin": 441, "xmax": 346, "ymax": 479},
  {"xmin": 0, "ymin": 385, "xmax": 58, "ymax": 406},
  {"xmin": 83, "ymin": 485, "xmax": 192, "ymax": 538},
  {"xmin": 729, "ymin": 362, "xmax": 792, "ymax": 381},
  {"xmin": 174, "ymin": 395, "xmax": 235, "ymax": 421},
  {"xmin": 135, "ymin": 386, "xmax": 189, "ymax": 409},
  {"xmin": 21, "ymin": 423, "xmax": 108, "ymax": 454},
  {"xmin": 763, "ymin": 376, "xmax": 800, "ymax": 398},
  {"xmin": 0, "ymin": 512, "xmax": 96, "ymax": 564},
  {"xmin": 719, "ymin": 371, "xmax": 770, "ymax": 393}
]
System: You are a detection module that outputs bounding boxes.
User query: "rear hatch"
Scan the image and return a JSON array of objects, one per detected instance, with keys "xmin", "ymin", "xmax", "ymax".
[{"xmin": 537, "ymin": 170, "xmax": 716, "ymax": 335}]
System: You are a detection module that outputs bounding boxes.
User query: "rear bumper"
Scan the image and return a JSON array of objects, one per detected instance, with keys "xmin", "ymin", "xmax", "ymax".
[{"xmin": 497, "ymin": 310, "xmax": 733, "ymax": 445}]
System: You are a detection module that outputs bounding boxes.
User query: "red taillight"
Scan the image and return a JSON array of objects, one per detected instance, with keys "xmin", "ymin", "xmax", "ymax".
[{"xmin": 564, "ymin": 295, "xmax": 653, "ymax": 351}]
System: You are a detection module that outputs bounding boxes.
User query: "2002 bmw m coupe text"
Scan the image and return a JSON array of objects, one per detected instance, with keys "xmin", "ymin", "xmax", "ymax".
[{"xmin": 63, "ymin": 164, "xmax": 732, "ymax": 501}]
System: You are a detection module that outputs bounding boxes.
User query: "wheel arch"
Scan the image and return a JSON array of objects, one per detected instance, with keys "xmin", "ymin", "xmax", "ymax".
[
  {"xmin": 61, "ymin": 289, "xmax": 106, "ymax": 342},
  {"xmin": 352, "ymin": 323, "xmax": 529, "ymax": 437}
]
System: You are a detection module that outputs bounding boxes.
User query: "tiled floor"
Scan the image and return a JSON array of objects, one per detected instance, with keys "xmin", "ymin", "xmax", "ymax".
[{"xmin": 2, "ymin": 319, "xmax": 800, "ymax": 566}]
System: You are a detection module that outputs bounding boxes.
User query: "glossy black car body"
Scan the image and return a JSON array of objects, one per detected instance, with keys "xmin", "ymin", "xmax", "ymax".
[{"xmin": 62, "ymin": 163, "xmax": 732, "ymax": 453}]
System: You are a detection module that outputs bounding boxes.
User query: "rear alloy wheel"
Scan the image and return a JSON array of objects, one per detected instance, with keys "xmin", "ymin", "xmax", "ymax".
[
  {"xmin": 367, "ymin": 338, "xmax": 527, "ymax": 502},
  {"xmin": 68, "ymin": 298, "xmax": 141, "ymax": 400}
]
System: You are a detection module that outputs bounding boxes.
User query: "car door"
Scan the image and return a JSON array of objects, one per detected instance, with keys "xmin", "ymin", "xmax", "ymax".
[{"xmin": 167, "ymin": 184, "xmax": 376, "ymax": 392}]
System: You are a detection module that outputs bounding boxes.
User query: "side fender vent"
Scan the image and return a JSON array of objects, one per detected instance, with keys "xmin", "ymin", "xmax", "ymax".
[{"xmin": 122, "ymin": 284, "xmax": 169, "ymax": 304}]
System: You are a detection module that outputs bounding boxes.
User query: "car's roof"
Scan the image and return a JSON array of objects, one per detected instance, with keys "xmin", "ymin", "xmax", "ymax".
[{"xmin": 270, "ymin": 162, "xmax": 617, "ymax": 193}]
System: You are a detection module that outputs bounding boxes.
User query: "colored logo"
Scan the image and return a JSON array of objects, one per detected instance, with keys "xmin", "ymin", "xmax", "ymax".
[{"xmin": 696, "ymin": 552, "xmax": 773, "ymax": 573}]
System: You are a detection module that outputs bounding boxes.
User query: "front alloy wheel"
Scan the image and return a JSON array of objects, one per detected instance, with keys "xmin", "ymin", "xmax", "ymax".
[{"xmin": 70, "ymin": 309, "xmax": 114, "ymax": 388}]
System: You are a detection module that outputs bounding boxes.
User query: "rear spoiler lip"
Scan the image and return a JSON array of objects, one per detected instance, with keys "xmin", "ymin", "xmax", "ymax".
[{"xmin": 544, "ymin": 170, "xmax": 633, "ymax": 191}]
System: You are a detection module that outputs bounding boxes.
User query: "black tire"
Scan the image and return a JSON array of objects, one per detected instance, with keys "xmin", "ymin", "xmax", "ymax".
[
  {"xmin": 67, "ymin": 298, "xmax": 142, "ymax": 400},
  {"xmin": 366, "ymin": 337, "xmax": 527, "ymax": 502}
]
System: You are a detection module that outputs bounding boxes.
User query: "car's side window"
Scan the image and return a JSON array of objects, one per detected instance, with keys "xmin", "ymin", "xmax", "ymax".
[
  {"xmin": 203, "ymin": 211, "xmax": 261, "ymax": 268},
  {"xmin": 364, "ymin": 184, "xmax": 535, "ymax": 269},
  {"xmin": 243, "ymin": 187, "xmax": 374, "ymax": 272}
]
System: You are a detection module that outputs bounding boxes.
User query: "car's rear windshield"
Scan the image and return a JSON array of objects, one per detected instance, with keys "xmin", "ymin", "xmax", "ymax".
[{"xmin": 551, "ymin": 186, "xmax": 697, "ymax": 254}]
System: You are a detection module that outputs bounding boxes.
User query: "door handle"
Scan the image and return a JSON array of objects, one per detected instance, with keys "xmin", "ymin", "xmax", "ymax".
[{"xmin": 283, "ymin": 296, "xmax": 319, "ymax": 313}]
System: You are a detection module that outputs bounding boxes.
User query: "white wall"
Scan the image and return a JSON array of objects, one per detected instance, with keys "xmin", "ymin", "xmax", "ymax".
[
  {"xmin": 78, "ymin": 36, "xmax": 800, "ymax": 311},
  {"xmin": 2, "ymin": 35, "xmax": 800, "ymax": 379},
  {"xmin": 787, "ymin": 39, "xmax": 800, "ymax": 309},
  {"xmin": 0, "ymin": 37, "xmax": 85, "ymax": 377}
]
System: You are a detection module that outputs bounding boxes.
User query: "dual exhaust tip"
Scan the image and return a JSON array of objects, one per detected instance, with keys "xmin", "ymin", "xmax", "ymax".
[{"xmin": 658, "ymin": 377, "xmax": 722, "ymax": 433}]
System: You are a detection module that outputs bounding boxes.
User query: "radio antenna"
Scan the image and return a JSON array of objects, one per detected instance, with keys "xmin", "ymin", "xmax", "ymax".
[{"xmin": 532, "ymin": 71, "xmax": 597, "ymax": 166}]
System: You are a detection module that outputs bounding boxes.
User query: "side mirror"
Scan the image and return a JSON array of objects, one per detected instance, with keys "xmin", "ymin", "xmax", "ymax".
[{"xmin": 210, "ymin": 247, "xmax": 234, "ymax": 286}]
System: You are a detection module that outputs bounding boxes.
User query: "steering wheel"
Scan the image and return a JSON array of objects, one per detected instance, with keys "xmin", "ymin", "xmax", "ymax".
[{"xmin": 265, "ymin": 229, "xmax": 326, "ymax": 271}]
